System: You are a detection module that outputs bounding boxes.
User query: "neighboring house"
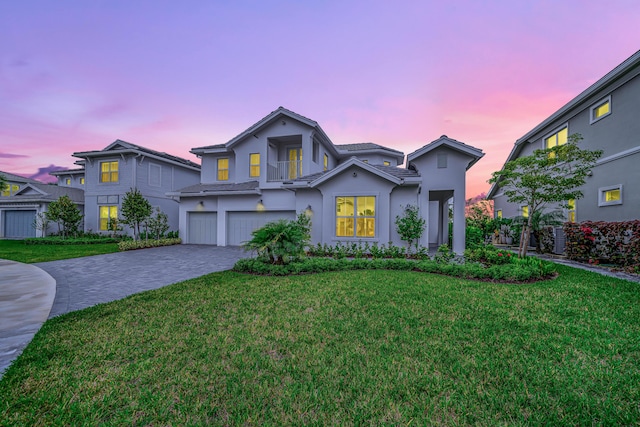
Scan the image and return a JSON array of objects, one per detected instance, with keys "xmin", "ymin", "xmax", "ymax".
[
  {"xmin": 0, "ymin": 178, "xmax": 84, "ymax": 238},
  {"xmin": 171, "ymin": 107, "xmax": 484, "ymax": 253},
  {"xmin": 71, "ymin": 140, "xmax": 201, "ymax": 235},
  {"xmin": 50, "ymin": 168, "xmax": 86, "ymax": 189},
  {"xmin": 488, "ymin": 50, "xmax": 640, "ymax": 223}
]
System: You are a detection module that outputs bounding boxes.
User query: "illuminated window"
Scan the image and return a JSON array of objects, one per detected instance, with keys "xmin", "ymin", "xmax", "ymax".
[
  {"xmin": 590, "ymin": 96, "xmax": 611, "ymax": 124},
  {"xmin": 496, "ymin": 210, "xmax": 502, "ymax": 219},
  {"xmin": 599, "ymin": 185, "xmax": 622, "ymax": 206},
  {"xmin": 249, "ymin": 153, "xmax": 260, "ymax": 177},
  {"xmin": 383, "ymin": 161, "xmax": 391, "ymax": 166},
  {"xmin": 80, "ymin": 178, "xmax": 85, "ymax": 185},
  {"xmin": 336, "ymin": 196, "xmax": 376, "ymax": 238},
  {"xmin": 545, "ymin": 127, "xmax": 568, "ymax": 158},
  {"xmin": 288, "ymin": 149, "xmax": 302, "ymax": 179},
  {"xmin": 323, "ymin": 154, "xmax": 328, "ymax": 171},
  {"xmin": 1, "ymin": 184, "xmax": 19, "ymax": 197},
  {"xmin": 217, "ymin": 158, "xmax": 229, "ymax": 181},
  {"xmin": 99, "ymin": 205, "xmax": 118, "ymax": 231},
  {"xmin": 522, "ymin": 206, "xmax": 529, "ymax": 218},
  {"xmin": 65, "ymin": 178, "xmax": 71, "ymax": 185},
  {"xmin": 567, "ymin": 199, "xmax": 576, "ymax": 222},
  {"xmin": 100, "ymin": 161, "xmax": 119, "ymax": 183}
]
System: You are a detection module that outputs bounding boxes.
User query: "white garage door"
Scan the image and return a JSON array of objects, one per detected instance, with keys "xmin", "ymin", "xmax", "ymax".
[
  {"xmin": 4, "ymin": 210, "xmax": 37, "ymax": 238},
  {"xmin": 227, "ymin": 211, "xmax": 296, "ymax": 246},
  {"xmin": 188, "ymin": 212, "xmax": 217, "ymax": 245}
]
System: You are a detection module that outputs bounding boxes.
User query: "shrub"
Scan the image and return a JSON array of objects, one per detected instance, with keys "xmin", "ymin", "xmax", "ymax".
[
  {"xmin": 118, "ymin": 238, "xmax": 181, "ymax": 251},
  {"xmin": 24, "ymin": 236, "xmax": 125, "ymax": 245},
  {"xmin": 243, "ymin": 213, "xmax": 311, "ymax": 264},
  {"xmin": 395, "ymin": 204, "xmax": 426, "ymax": 253},
  {"xmin": 564, "ymin": 220, "xmax": 640, "ymax": 268},
  {"xmin": 465, "ymin": 226, "xmax": 484, "ymax": 249}
]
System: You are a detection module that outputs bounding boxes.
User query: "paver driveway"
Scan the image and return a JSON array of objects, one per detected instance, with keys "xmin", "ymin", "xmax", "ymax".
[{"xmin": 36, "ymin": 245, "xmax": 246, "ymax": 318}]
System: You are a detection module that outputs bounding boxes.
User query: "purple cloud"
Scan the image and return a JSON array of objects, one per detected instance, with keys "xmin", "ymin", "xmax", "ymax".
[{"xmin": 0, "ymin": 153, "xmax": 29, "ymax": 159}]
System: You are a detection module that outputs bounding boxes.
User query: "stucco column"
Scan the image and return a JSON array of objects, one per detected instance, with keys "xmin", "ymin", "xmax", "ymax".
[
  {"xmin": 440, "ymin": 200, "xmax": 448, "ymax": 246},
  {"xmin": 452, "ymin": 191, "xmax": 465, "ymax": 254}
]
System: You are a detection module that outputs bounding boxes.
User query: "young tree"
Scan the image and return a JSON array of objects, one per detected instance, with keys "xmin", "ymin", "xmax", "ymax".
[
  {"xmin": 0, "ymin": 173, "xmax": 7, "ymax": 194},
  {"xmin": 120, "ymin": 188, "xmax": 152, "ymax": 240},
  {"xmin": 145, "ymin": 207, "xmax": 169, "ymax": 240},
  {"xmin": 395, "ymin": 204, "xmax": 426, "ymax": 254},
  {"xmin": 488, "ymin": 134, "xmax": 602, "ymax": 257},
  {"xmin": 46, "ymin": 195, "xmax": 83, "ymax": 238},
  {"xmin": 512, "ymin": 210, "xmax": 565, "ymax": 254}
]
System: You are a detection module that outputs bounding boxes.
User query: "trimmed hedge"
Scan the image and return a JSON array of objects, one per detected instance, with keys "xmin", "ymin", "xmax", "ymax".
[
  {"xmin": 564, "ymin": 220, "xmax": 640, "ymax": 269},
  {"xmin": 24, "ymin": 236, "xmax": 124, "ymax": 245},
  {"xmin": 233, "ymin": 256, "xmax": 557, "ymax": 282},
  {"xmin": 118, "ymin": 238, "xmax": 182, "ymax": 251}
]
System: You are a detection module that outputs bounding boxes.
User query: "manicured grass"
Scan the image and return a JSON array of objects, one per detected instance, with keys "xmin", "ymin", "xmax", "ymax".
[
  {"xmin": 1, "ymin": 267, "xmax": 639, "ymax": 425},
  {"xmin": 0, "ymin": 239, "xmax": 119, "ymax": 263}
]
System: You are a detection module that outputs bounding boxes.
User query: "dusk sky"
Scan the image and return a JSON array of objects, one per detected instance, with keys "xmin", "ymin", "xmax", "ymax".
[{"xmin": 2, "ymin": 1, "xmax": 639, "ymax": 197}]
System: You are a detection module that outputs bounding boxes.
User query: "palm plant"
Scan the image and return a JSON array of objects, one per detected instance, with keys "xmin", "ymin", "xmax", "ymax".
[{"xmin": 512, "ymin": 210, "xmax": 565, "ymax": 253}]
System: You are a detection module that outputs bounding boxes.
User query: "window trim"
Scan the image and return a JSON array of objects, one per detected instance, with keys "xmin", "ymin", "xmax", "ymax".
[
  {"xmin": 217, "ymin": 158, "xmax": 229, "ymax": 181},
  {"xmin": 99, "ymin": 205, "xmax": 118, "ymax": 231},
  {"xmin": 590, "ymin": 95, "xmax": 611, "ymax": 124},
  {"xmin": 335, "ymin": 195, "xmax": 377, "ymax": 239},
  {"xmin": 99, "ymin": 160, "xmax": 119, "ymax": 183},
  {"xmin": 249, "ymin": 153, "xmax": 260, "ymax": 178},
  {"xmin": 542, "ymin": 124, "xmax": 569, "ymax": 151},
  {"xmin": 598, "ymin": 184, "xmax": 623, "ymax": 206}
]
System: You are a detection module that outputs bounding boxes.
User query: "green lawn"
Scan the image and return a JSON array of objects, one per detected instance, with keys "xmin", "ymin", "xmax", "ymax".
[
  {"xmin": 1, "ymin": 267, "xmax": 639, "ymax": 425},
  {"xmin": 0, "ymin": 239, "xmax": 119, "ymax": 263}
]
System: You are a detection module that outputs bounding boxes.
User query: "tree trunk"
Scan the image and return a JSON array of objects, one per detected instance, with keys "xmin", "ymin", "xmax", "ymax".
[{"xmin": 518, "ymin": 215, "xmax": 534, "ymax": 258}]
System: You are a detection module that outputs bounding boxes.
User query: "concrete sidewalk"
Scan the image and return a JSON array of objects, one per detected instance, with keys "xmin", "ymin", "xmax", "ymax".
[{"xmin": 0, "ymin": 259, "xmax": 56, "ymax": 376}]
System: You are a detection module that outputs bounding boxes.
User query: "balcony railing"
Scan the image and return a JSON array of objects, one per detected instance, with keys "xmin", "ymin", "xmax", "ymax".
[{"xmin": 267, "ymin": 160, "xmax": 302, "ymax": 181}]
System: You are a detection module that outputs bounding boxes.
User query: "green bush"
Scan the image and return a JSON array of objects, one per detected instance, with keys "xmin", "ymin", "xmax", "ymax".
[
  {"xmin": 24, "ymin": 236, "xmax": 125, "ymax": 245},
  {"xmin": 118, "ymin": 238, "xmax": 182, "ymax": 251},
  {"xmin": 465, "ymin": 226, "xmax": 484, "ymax": 249},
  {"xmin": 243, "ymin": 213, "xmax": 311, "ymax": 264}
]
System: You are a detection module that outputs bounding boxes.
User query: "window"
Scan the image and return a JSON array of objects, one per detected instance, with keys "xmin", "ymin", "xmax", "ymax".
[
  {"xmin": 249, "ymin": 153, "xmax": 260, "ymax": 177},
  {"xmin": 599, "ymin": 185, "xmax": 622, "ymax": 206},
  {"xmin": 323, "ymin": 154, "xmax": 328, "ymax": 171},
  {"xmin": 590, "ymin": 96, "xmax": 611, "ymax": 124},
  {"xmin": 80, "ymin": 178, "xmax": 85, "ymax": 185},
  {"xmin": 383, "ymin": 161, "xmax": 391, "ymax": 166},
  {"xmin": 336, "ymin": 196, "xmax": 376, "ymax": 238},
  {"xmin": 65, "ymin": 178, "xmax": 71, "ymax": 185},
  {"xmin": 567, "ymin": 199, "xmax": 576, "ymax": 222},
  {"xmin": 313, "ymin": 141, "xmax": 319, "ymax": 163},
  {"xmin": 288, "ymin": 148, "xmax": 302, "ymax": 179},
  {"xmin": 99, "ymin": 205, "xmax": 118, "ymax": 231},
  {"xmin": 149, "ymin": 164, "xmax": 161, "ymax": 187},
  {"xmin": 544, "ymin": 126, "xmax": 568, "ymax": 158},
  {"xmin": 496, "ymin": 210, "xmax": 502, "ymax": 219},
  {"xmin": 437, "ymin": 153, "xmax": 447, "ymax": 168},
  {"xmin": 100, "ymin": 161, "xmax": 119, "ymax": 183},
  {"xmin": 521, "ymin": 206, "xmax": 529, "ymax": 218},
  {"xmin": 1, "ymin": 184, "xmax": 19, "ymax": 197},
  {"xmin": 217, "ymin": 158, "xmax": 229, "ymax": 181}
]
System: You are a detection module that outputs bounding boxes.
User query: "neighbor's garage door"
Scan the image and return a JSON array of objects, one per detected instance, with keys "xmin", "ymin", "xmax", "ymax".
[
  {"xmin": 227, "ymin": 211, "xmax": 296, "ymax": 246},
  {"xmin": 4, "ymin": 210, "xmax": 37, "ymax": 238},
  {"xmin": 188, "ymin": 212, "xmax": 217, "ymax": 244}
]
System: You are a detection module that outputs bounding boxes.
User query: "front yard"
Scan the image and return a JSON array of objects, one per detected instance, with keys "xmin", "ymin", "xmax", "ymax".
[
  {"xmin": 0, "ymin": 239, "xmax": 119, "ymax": 263},
  {"xmin": 1, "ymin": 267, "xmax": 639, "ymax": 425}
]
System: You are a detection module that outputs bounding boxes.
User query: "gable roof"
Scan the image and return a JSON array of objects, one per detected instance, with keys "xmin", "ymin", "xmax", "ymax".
[
  {"xmin": 487, "ymin": 49, "xmax": 640, "ymax": 199},
  {"xmin": 335, "ymin": 142, "xmax": 405, "ymax": 163},
  {"xmin": 0, "ymin": 183, "xmax": 84, "ymax": 204},
  {"xmin": 407, "ymin": 135, "xmax": 484, "ymax": 169},
  {"xmin": 191, "ymin": 106, "xmax": 338, "ymax": 155},
  {"xmin": 0, "ymin": 170, "xmax": 42, "ymax": 184},
  {"xmin": 73, "ymin": 139, "xmax": 200, "ymax": 170},
  {"xmin": 49, "ymin": 168, "xmax": 85, "ymax": 176}
]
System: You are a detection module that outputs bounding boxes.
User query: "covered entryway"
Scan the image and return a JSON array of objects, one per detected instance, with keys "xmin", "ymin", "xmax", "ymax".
[
  {"xmin": 4, "ymin": 210, "xmax": 37, "ymax": 238},
  {"xmin": 188, "ymin": 212, "xmax": 217, "ymax": 244},
  {"xmin": 227, "ymin": 211, "xmax": 296, "ymax": 246}
]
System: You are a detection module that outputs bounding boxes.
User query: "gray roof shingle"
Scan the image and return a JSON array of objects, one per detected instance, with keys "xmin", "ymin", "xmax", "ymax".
[
  {"xmin": 335, "ymin": 142, "xmax": 404, "ymax": 156},
  {"xmin": 177, "ymin": 181, "xmax": 260, "ymax": 194}
]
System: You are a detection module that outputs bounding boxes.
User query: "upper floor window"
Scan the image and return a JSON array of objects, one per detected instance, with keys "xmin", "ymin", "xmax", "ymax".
[
  {"xmin": 598, "ymin": 184, "xmax": 622, "ymax": 206},
  {"xmin": 149, "ymin": 164, "xmax": 161, "ymax": 187},
  {"xmin": 217, "ymin": 158, "xmax": 229, "ymax": 181},
  {"xmin": 567, "ymin": 199, "xmax": 576, "ymax": 222},
  {"xmin": 383, "ymin": 161, "xmax": 391, "ymax": 166},
  {"xmin": 323, "ymin": 154, "xmax": 328, "ymax": 171},
  {"xmin": 437, "ymin": 153, "xmax": 447, "ymax": 168},
  {"xmin": 80, "ymin": 178, "xmax": 85, "ymax": 185},
  {"xmin": 590, "ymin": 96, "xmax": 611, "ymax": 124},
  {"xmin": 65, "ymin": 178, "xmax": 71, "ymax": 185},
  {"xmin": 100, "ymin": 161, "xmax": 119, "ymax": 183},
  {"xmin": 249, "ymin": 153, "xmax": 260, "ymax": 177},
  {"xmin": 496, "ymin": 210, "xmax": 502, "ymax": 219},
  {"xmin": 521, "ymin": 205, "xmax": 529, "ymax": 218},
  {"xmin": 336, "ymin": 196, "xmax": 376, "ymax": 238},
  {"xmin": 1, "ymin": 184, "xmax": 19, "ymax": 197},
  {"xmin": 544, "ymin": 126, "xmax": 568, "ymax": 159},
  {"xmin": 313, "ymin": 141, "xmax": 319, "ymax": 163}
]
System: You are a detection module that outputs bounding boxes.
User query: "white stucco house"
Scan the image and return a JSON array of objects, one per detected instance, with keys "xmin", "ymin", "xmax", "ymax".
[{"xmin": 170, "ymin": 107, "xmax": 484, "ymax": 253}]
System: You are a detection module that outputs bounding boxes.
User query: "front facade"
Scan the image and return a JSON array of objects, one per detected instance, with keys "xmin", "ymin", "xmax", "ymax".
[
  {"xmin": 72, "ymin": 140, "xmax": 201, "ymax": 235},
  {"xmin": 488, "ymin": 50, "xmax": 640, "ymax": 223},
  {"xmin": 173, "ymin": 107, "xmax": 484, "ymax": 253}
]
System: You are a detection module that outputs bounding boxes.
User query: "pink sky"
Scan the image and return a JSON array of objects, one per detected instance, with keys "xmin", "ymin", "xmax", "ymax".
[{"xmin": 2, "ymin": 1, "xmax": 639, "ymax": 197}]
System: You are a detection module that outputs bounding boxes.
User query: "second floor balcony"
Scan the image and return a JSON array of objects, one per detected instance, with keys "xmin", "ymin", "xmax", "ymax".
[{"xmin": 267, "ymin": 160, "xmax": 303, "ymax": 181}]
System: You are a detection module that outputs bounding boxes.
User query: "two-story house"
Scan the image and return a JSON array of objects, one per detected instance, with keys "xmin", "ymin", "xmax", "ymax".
[
  {"xmin": 171, "ymin": 107, "xmax": 484, "ymax": 253},
  {"xmin": 488, "ymin": 49, "xmax": 640, "ymax": 223},
  {"xmin": 71, "ymin": 140, "xmax": 201, "ymax": 234},
  {"xmin": 0, "ymin": 171, "xmax": 83, "ymax": 238}
]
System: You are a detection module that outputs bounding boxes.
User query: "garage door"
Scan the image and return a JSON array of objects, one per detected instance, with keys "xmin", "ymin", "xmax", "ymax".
[
  {"xmin": 4, "ymin": 210, "xmax": 37, "ymax": 238},
  {"xmin": 188, "ymin": 212, "xmax": 217, "ymax": 244},
  {"xmin": 227, "ymin": 211, "xmax": 296, "ymax": 246}
]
